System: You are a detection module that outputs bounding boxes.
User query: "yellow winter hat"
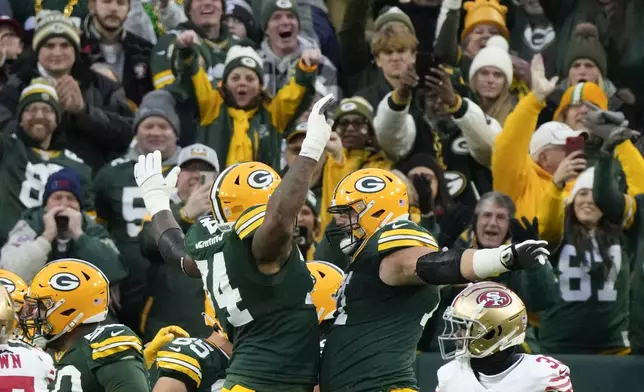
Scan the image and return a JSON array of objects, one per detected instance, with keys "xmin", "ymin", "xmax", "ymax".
[
  {"xmin": 554, "ymin": 82, "xmax": 608, "ymax": 122},
  {"xmin": 461, "ymin": 0, "xmax": 509, "ymax": 41}
]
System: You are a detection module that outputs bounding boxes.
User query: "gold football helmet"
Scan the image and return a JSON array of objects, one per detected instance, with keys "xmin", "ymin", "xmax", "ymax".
[
  {"xmin": 438, "ymin": 281, "xmax": 528, "ymax": 360},
  {"xmin": 210, "ymin": 162, "xmax": 281, "ymax": 228},
  {"xmin": 307, "ymin": 261, "xmax": 344, "ymax": 323},
  {"xmin": 23, "ymin": 259, "xmax": 110, "ymax": 343},
  {"xmin": 328, "ymin": 169, "xmax": 409, "ymax": 248},
  {"xmin": 0, "ymin": 269, "xmax": 28, "ymax": 331},
  {"xmin": 0, "ymin": 284, "xmax": 15, "ymax": 343}
]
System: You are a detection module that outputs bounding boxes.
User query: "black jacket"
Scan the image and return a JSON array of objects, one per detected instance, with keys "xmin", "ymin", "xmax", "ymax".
[
  {"xmin": 0, "ymin": 55, "xmax": 134, "ymax": 172},
  {"xmin": 81, "ymin": 16, "xmax": 154, "ymax": 106}
]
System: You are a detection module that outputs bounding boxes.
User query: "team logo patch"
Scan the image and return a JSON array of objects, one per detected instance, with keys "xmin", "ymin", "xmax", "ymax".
[
  {"xmin": 241, "ymin": 57, "xmax": 257, "ymax": 68},
  {"xmin": 276, "ymin": 0, "xmax": 293, "ymax": 8},
  {"xmin": 248, "ymin": 170, "xmax": 274, "ymax": 189},
  {"xmin": 476, "ymin": 290, "xmax": 512, "ymax": 308},
  {"xmin": 134, "ymin": 62, "xmax": 148, "ymax": 79},
  {"xmin": 0, "ymin": 277, "xmax": 16, "ymax": 293},
  {"xmin": 444, "ymin": 171, "xmax": 467, "ymax": 197},
  {"xmin": 355, "ymin": 176, "xmax": 386, "ymax": 193},
  {"xmin": 451, "ymin": 136, "xmax": 470, "ymax": 155},
  {"xmin": 340, "ymin": 102, "xmax": 357, "ymax": 112},
  {"xmin": 41, "ymin": 93, "xmax": 50, "ymax": 101},
  {"xmin": 189, "ymin": 146, "xmax": 208, "ymax": 157},
  {"xmin": 49, "ymin": 272, "xmax": 81, "ymax": 292}
]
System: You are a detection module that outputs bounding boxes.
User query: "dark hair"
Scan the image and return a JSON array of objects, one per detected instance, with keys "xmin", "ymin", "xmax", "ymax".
[
  {"xmin": 396, "ymin": 153, "xmax": 452, "ymax": 212},
  {"xmin": 564, "ymin": 202, "xmax": 621, "ymax": 279}
]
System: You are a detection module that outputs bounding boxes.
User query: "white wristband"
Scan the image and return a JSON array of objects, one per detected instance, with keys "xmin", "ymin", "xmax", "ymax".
[
  {"xmin": 143, "ymin": 190, "xmax": 171, "ymax": 216},
  {"xmin": 472, "ymin": 247, "xmax": 510, "ymax": 279},
  {"xmin": 299, "ymin": 137, "xmax": 325, "ymax": 162}
]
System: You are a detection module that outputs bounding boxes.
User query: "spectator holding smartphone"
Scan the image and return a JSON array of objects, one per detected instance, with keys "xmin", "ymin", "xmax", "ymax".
[{"xmin": 0, "ymin": 168, "xmax": 125, "ymax": 284}]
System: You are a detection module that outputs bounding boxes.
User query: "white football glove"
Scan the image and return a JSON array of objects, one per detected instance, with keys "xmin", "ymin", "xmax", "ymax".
[
  {"xmin": 134, "ymin": 150, "xmax": 181, "ymax": 216},
  {"xmin": 299, "ymin": 94, "xmax": 335, "ymax": 162}
]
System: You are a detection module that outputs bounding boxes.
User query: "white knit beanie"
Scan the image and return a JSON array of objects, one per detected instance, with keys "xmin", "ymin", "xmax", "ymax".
[
  {"xmin": 567, "ymin": 167, "xmax": 595, "ymax": 204},
  {"xmin": 469, "ymin": 36, "xmax": 513, "ymax": 84},
  {"xmin": 223, "ymin": 45, "xmax": 264, "ymax": 82}
]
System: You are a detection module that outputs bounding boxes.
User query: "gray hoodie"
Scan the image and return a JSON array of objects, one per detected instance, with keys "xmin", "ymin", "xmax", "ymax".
[{"xmin": 259, "ymin": 35, "xmax": 341, "ymax": 100}]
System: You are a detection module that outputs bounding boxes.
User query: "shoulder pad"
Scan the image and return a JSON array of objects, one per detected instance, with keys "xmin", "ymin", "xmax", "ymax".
[
  {"xmin": 187, "ymin": 215, "xmax": 226, "ymax": 257},
  {"xmin": 156, "ymin": 337, "xmax": 215, "ymax": 388},
  {"xmin": 531, "ymin": 355, "xmax": 572, "ymax": 392},
  {"xmin": 85, "ymin": 324, "xmax": 143, "ymax": 363},
  {"xmin": 377, "ymin": 220, "xmax": 438, "ymax": 253},
  {"xmin": 234, "ymin": 204, "xmax": 267, "ymax": 240}
]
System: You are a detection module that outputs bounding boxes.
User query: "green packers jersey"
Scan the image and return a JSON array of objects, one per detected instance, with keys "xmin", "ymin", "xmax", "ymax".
[
  {"xmin": 539, "ymin": 240, "xmax": 630, "ymax": 354},
  {"xmin": 186, "ymin": 209, "xmax": 319, "ymax": 390},
  {"xmin": 154, "ymin": 337, "xmax": 229, "ymax": 392},
  {"xmin": 49, "ymin": 324, "xmax": 147, "ymax": 391},
  {"xmin": 320, "ymin": 220, "xmax": 441, "ymax": 392},
  {"xmin": 0, "ymin": 134, "xmax": 93, "ymax": 243}
]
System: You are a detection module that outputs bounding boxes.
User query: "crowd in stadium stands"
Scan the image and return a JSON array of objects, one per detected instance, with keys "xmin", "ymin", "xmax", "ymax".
[{"xmin": 0, "ymin": 0, "xmax": 643, "ymax": 389}]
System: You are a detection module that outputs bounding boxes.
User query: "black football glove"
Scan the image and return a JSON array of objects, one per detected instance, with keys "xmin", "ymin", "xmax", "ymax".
[
  {"xmin": 510, "ymin": 216, "xmax": 540, "ymax": 242},
  {"xmin": 499, "ymin": 240, "xmax": 550, "ymax": 271}
]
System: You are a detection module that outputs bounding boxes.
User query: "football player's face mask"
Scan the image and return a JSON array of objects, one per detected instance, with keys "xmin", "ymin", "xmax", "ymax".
[
  {"xmin": 327, "ymin": 205, "xmax": 361, "ymax": 254},
  {"xmin": 438, "ymin": 282, "xmax": 528, "ymax": 360},
  {"xmin": 21, "ymin": 295, "xmax": 54, "ymax": 342}
]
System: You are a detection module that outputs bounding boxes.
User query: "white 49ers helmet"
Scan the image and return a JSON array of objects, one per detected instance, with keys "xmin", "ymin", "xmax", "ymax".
[{"xmin": 439, "ymin": 281, "xmax": 528, "ymax": 360}]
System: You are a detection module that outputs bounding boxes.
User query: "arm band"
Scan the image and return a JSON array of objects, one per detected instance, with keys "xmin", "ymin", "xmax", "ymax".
[
  {"xmin": 416, "ymin": 248, "xmax": 470, "ymax": 285},
  {"xmin": 157, "ymin": 227, "xmax": 188, "ymax": 272}
]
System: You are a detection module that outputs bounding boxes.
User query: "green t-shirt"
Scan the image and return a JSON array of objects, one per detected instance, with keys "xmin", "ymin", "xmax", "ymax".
[
  {"xmin": 50, "ymin": 324, "xmax": 148, "ymax": 391},
  {"xmin": 539, "ymin": 239, "xmax": 630, "ymax": 354},
  {"xmin": 320, "ymin": 220, "xmax": 441, "ymax": 392},
  {"xmin": 185, "ymin": 210, "xmax": 319, "ymax": 391},
  {"xmin": 154, "ymin": 337, "xmax": 229, "ymax": 392}
]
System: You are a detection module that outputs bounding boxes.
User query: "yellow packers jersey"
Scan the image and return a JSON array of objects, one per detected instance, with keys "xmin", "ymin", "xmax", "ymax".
[
  {"xmin": 155, "ymin": 337, "xmax": 229, "ymax": 392},
  {"xmin": 50, "ymin": 323, "xmax": 147, "ymax": 391},
  {"xmin": 320, "ymin": 220, "xmax": 441, "ymax": 392}
]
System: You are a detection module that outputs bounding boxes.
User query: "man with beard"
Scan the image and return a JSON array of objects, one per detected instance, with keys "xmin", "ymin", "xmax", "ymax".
[
  {"xmin": 0, "ymin": 78, "xmax": 93, "ymax": 246},
  {"xmin": 82, "ymin": 0, "xmax": 154, "ymax": 107}
]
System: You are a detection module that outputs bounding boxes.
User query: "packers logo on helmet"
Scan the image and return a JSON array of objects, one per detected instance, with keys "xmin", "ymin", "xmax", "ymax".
[
  {"xmin": 0, "ymin": 278, "xmax": 16, "ymax": 294},
  {"xmin": 210, "ymin": 162, "xmax": 281, "ymax": 226},
  {"xmin": 48, "ymin": 273, "xmax": 81, "ymax": 291},
  {"xmin": 23, "ymin": 259, "xmax": 110, "ymax": 344},
  {"xmin": 0, "ymin": 270, "xmax": 28, "ymax": 333},
  {"xmin": 328, "ymin": 169, "xmax": 409, "ymax": 249},
  {"xmin": 307, "ymin": 261, "xmax": 344, "ymax": 323}
]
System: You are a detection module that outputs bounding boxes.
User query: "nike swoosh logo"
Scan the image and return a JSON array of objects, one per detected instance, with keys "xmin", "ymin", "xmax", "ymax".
[
  {"xmin": 392, "ymin": 222, "xmax": 406, "ymax": 229},
  {"xmin": 169, "ymin": 346, "xmax": 181, "ymax": 352},
  {"xmin": 110, "ymin": 330, "xmax": 125, "ymax": 337}
]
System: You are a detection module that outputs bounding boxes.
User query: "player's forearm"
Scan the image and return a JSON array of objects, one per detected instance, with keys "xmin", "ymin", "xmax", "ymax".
[
  {"xmin": 152, "ymin": 210, "xmax": 200, "ymax": 277},
  {"xmin": 415, "ymin": 247, "xmax": 511, "ymax": 284},
  {"xmin": 252, "ymin": 156, "xmax": 317, "ymax": 264}
]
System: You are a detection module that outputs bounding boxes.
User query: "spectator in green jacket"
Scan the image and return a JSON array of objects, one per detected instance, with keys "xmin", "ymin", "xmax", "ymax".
[{"xmin": 0, "ymin": 168, "xmax": 125, "ymax": 285}]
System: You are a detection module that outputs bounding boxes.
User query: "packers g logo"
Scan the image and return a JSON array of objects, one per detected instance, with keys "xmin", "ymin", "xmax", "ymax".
[
  {"xmin": 476, "ymin": 290, "xmax": 512, "ymax": 308},
  {"xmin": 0, "ymin": 277, "xmax": 16, "ymax": 293},
  {"xmin": 241, "ymin": 57, "xmax": 256, "ymax": 68},
  {"xmin": 354, "ymin": 176, "xmax": 386, "ymax": 193},
  {"xmin": 49, "ymin": 273, "xmax": 81, "ymax": 292},
  {"xmin": 248, "ymin": 170, "xmax": 274, "ymax": 189}
]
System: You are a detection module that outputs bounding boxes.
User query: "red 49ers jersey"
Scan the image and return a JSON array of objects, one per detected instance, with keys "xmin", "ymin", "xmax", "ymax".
[{"xmin": 436, "ymin": 354, "xmax": 572, "ymax": 392}]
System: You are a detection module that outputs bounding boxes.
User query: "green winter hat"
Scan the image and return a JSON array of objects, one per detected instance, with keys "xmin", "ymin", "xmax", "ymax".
[
  {"xmin": 564, "ymin": 23, "xmax": 607, "ymax": 77},
  {"xmin": 374, "ymin": 6, "xmax": 415, "ymax": 34},
  {"xmin": 333, "ymin": 97, "xmax": 374, "ymax": 124},
  {"xmin": 32, "ymin": 10, "xmax": 81, "ymax": 54},
  {"xmin": 284, "ymin": 122, "xmax": 308, "ymax": 142},
  {"xmin": 305, "ymin": 190, "xmax": 321, "ymax": 217},
  {"xmin": 261, "ymin": 0, "xmax": 300, "ymax": 30},
  {"xmin": 17, "ymin": 78, "xmax": 61, "ymax": 123},
  {"xmin": 223, "ymin": 45, "xmax": 264, "ymax": 83}
]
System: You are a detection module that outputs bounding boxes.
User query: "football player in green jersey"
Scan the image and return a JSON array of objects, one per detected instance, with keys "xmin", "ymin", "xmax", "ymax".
[
  {"xmin": 319, "ymin": 168, "xmax": 551, "ymax": 392},
  {"xmin": 21, "ymin": 259, "xmax": 150, "ymax": 391},
  {"xmin": 133, "ymin": 94, "xmax": 336, "ymax": 391}
]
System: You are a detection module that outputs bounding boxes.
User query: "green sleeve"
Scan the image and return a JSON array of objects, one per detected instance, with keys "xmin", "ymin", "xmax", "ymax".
[
  {"xmin": 434, "ymin": 9, "xmax": 461, "ymax": 67},
  {"xmin": 150, "ymin": 32, "xmax": 179, "ymax": 89},
  {"xmin": 506, "ymin": 262, "xmax": 561, "ymax": 312},
  {"xmin": 593, "ymin": 151, "xmax": 627, "ymax": 225},
  {"xmin": 95, "ymin": 359, "xmax": 151, "ymax": 392},
  {"xmin": 92, "ymin": 166, "xmax": 110, "ymax": 222},
  {"xmin": 74, "ymin": 220, "xmax": 127, "ymax": 283}
]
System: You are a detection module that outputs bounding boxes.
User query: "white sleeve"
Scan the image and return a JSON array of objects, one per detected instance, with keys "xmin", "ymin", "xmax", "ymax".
[
  {"xmin": 39, "ymin": 349, "xmax": 56, "ymax": 385},
  {"xmin": 373, "ymin": 92, "xmax": 417, "ymax": 160},
  {"xmin": 0, "ymin": 220, "xmax": 50, "ymax": 281},
  {"xmin": 451, "ymin": 98, "xmax": 501, "ymax": 167}
]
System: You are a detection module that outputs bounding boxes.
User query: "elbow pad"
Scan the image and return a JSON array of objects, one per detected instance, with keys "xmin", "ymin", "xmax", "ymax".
[
  {"xmin": 157, "ymin": 228, "xmax": 189, "ymax": 273},
  {"xmin": 416, "ymin": 248, "xmax": 469, "ymax": 285}
]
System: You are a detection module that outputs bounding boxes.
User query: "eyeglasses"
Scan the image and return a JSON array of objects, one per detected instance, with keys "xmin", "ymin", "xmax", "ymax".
[{"xmin": 336, "ymin": 119, "xmax": 368, "ymax": 130}]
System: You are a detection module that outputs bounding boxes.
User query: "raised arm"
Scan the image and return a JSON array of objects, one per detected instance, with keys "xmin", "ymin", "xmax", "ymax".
[{"xmin": 251, "ymin": 94, "xmax": 335, "ymax": 272}]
